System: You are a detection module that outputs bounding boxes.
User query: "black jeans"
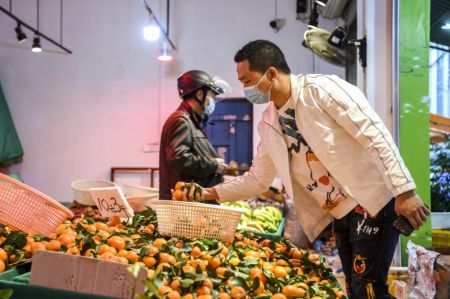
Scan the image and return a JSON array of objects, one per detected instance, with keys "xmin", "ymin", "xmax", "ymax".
[{"xmin": 334, "ymin": 199, "xmax": 399, "ymax": 299}]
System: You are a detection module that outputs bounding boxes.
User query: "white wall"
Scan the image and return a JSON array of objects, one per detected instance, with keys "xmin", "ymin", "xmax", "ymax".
[{"xmin": 0, "ymin": 0, "xmax": 344, "ymax": 202}]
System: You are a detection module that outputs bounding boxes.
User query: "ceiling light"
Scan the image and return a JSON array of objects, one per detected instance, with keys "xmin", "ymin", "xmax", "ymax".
[
  {"xmin": 31, "ymin": 35, "xmax": 42, "ymax": 53},
  {"xmin": 14, "ymin": 23, "xmax": 27, "ymax": 43},
  {"xmin": 143, "ymin": 15, "xmax": 161, "ymax": 41},
  {"xmin": 158, "ymin": 43, "xmax": 172, "ymax": 61},
  {"xmin": 315, "ymin": 0, "xmax": 328, "ymax": 7},
  {"xmin": 442, "ymin": 23, "xmax": 450, "ymax": 30}
]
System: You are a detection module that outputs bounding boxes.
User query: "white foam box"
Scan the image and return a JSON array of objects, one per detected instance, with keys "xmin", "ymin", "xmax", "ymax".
[{"xmin": 29, "ymin": 251, "xmax": 147, "ymax": 299}]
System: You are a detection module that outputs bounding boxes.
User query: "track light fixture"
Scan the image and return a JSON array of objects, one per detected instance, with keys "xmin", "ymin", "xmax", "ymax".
[
  {"xmin": 307, "ymin": 3, "xmax": 320, "ymax": 29},
  {"xmin": 15, "ymin": 23, "xmax": 27, "ymax": 43},
  {"xmin": 141, "ymin": 0, "xmax": 176, "ymax": 61},
  {"xmin": 315, "ymin": 0, "xmax": 328, "ymax": 7},
  {"xmin": 158, "ymin": 42, "xmax": 173, "ymax": 61},
  {"xmin": 31, "ymin": 34, "xmax": 42, "ymax": 53}
]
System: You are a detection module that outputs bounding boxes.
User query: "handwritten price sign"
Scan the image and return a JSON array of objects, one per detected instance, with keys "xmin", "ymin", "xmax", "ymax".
[{"xmin": 89, "ymin": 187, "xmax": 134, "ymax": 218}]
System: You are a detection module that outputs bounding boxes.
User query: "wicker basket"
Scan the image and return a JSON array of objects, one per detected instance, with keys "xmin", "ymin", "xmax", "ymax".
[
  {"xmin": 150, "ymin": 201, "xmax": 244, "ymax": 242},
  {"xmin": 0, "ymin": 173, "xmax": 74, "ymax": 236}
]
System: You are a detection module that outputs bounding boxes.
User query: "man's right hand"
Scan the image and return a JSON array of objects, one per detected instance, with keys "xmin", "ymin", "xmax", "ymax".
[{"xmin": 171, "ymin": 182, "xmax": 219, "ymax": 202}]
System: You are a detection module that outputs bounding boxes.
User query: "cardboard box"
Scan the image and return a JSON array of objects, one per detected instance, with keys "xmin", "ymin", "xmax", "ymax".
[
  {"xmin": 391, "ymin": 280, "xmax": 407, "ymax": 299},
  {"xmin": 29, "ymin": 251, "xmax": 147, "ymax": 299}
]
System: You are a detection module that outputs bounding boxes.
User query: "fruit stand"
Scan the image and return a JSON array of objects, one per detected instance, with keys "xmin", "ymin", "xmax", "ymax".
[
  {"xmin": 0, "ymin": 175, "xmax": 346, "ymax": 299},
  {"xmin": 0, "ymin": 207, "xmax": 346, "ymax": 299}
]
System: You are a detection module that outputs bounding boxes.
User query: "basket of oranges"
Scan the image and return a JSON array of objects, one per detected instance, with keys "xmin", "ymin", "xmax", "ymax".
[{"xmin": 152, "ymin": 182, "xmax": 244, "ymax": 242}]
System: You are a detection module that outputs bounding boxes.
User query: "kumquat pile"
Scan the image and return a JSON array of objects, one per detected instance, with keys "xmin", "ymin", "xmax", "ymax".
[{"xmin": 0, "ymin": 208, "xmax": 347, "ymax": 299}]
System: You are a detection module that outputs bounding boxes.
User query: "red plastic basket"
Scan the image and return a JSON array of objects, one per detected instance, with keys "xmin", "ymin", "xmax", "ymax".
[{"xmin": 0, "ymin": 173, "xmax": 74, "ymax": 236}]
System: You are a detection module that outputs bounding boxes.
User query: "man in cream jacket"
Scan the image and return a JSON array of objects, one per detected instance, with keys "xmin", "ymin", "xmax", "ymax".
[{"xmin": 195, "ymin": 40, "xmax": 429, "ymax": 298}]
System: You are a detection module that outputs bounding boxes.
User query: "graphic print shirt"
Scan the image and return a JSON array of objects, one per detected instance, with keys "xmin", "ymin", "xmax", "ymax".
[{"xmin": 277, "ymin": 97, "xmax": 357, "ymax": 219}]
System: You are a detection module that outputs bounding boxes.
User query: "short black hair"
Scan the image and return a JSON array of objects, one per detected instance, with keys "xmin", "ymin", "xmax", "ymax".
[{"xmin": 234, "ymin": 40, "xmax": 291, "ymax": 74}]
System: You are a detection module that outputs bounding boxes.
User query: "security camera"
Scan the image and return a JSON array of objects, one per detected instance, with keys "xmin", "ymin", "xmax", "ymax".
[{"xmin": 269, "ymin": 18, "xmax": 286, "ymax": 33}]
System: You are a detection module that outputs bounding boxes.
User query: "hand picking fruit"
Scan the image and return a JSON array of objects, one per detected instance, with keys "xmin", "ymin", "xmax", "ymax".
[{"xmin": 171, "ymin": 182, "xmax": 204, "ymax": 202}]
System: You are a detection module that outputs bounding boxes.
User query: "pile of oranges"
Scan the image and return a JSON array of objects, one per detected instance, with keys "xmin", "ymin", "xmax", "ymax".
[{"xmin": 0, "ymin": 209, "xmax": 346, "ymax": 298}]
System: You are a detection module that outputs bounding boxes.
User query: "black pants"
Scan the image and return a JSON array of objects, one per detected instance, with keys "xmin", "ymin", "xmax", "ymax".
[{"xmin": 334, "ymin": 200, "xmax": 399, "ymax": 299}]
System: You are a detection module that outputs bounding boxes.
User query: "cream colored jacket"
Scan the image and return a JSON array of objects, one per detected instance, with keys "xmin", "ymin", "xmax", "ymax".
[{"xmin": 215, "ymin": 74, "xmax": 416, "ymax": 241}]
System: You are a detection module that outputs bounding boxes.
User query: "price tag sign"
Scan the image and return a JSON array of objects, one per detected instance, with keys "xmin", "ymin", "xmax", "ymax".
[{"xmin": 89, "ymin": 186, "xmax": 134, "ymax": 218}]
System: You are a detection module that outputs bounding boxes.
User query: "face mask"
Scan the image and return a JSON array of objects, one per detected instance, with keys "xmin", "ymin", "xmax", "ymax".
[
  {"xmin": 204, "ymin": 97, "xmax": 215, "ymax": 115},
  {"xmin": 243, "ymin": 72, "xmax": 274, "ymax": 104}
]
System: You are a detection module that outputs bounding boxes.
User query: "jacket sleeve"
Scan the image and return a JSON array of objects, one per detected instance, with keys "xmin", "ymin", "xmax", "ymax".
[
  {"xmin": 164, "ymin": 116, "xmax": 218, "ymax": 178},
  {"xmin": 214, "ymin": 137, "xmax": 277, "ymax": 202},
  {"xmin": 309, "ymin": 75, "xmax": 416, "ymax": 197}
]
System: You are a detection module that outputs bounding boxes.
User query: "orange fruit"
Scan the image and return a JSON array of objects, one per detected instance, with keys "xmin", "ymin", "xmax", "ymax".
[
  {"xmin": 158, "ymin": 286, "xmax": 172, "ymax": 296},
  {"xmin": 208, "ymin": 257, "xmax": 221, "ymax": 269},
  {"xmin": 182, "ymin": 294, "xmax": 194, "ymax": 299},
  {"xmin": 45, "ymin": 240, "xmax": 61, "ymax": 251},
  {"xmin": 0, "ymin": 248, "xmax": 7, "ymax": 262},
  {"xmin": 274, "ymin": 266, "xmax": 288, "ymax": 278},
  {"xmin": 219, "ymin": 292, "xmax": 231, "ymax": 299},
  {"xmin": 125, "ymin": 251, "xmax": 139, "ymax": 263},
  {"xmin": 153, "ymin": 238, "xmax": 167, "ymax": 249},
  {"xmin": 175, "ymin": 182, "xmax": 186, "ymax": 191},
  {"xmin": 107, "ymin": 236, "xmax": 126, "ymax": 251},
  {"xmin": 215, "ymin": 267, "xmax": 228, "ymax": 276},
  {"xmin": 282, "ymin": 285, "xmax": 306, "ymax": 297},
  {"xmin": 196, "ymin": 286, "xmax": 211, "ymax": 295},
  {"xmin": 108, "ymin": 216, "xmax": 121, "ymax": 227},
  {"xmin": 58, "ymin": 234, "xmax": 76, "ymax": 247},
  {"xmin": 190, "ymin": 246, "xmax": 202, "ymax": 258},
  {"xmin": 100, "ymin": 252, "xmax": 116, "ymax": 261},
  {"xmin": 95, "ymin": 222, "xmax": 108, "ymax": 231},
  {"xmin": 84, "ymin": 249, "xmax": 96, "ymax": 257},
  {"xmin": 168, "ymin": 291, "xmax": 181, "ymax": 299},
  {"xmin": 230, "ymin": 286, "xmax": 246, "ymax": 299},
  {"xmin": 117, "ymin": 257, "xmax": 129, "ymax": 264},
  {"xmin": 253, "ymin": 282, "xmax": 265, "ymax": 295},
  {"xmin": 172, "ymin": 189, "xmax": 183, "ymax": 200},
  {"xmin": 0, "ymin": 260, "xmax": 5, "ymax": 273},
  {"xmin": 66, "ymin": 247, "xmax": 80, "ymax": 255},
  {"xmin": 30, "ymin": 242, "xmax": 46, "ymax": 253},
  {"xmin": 98, "ymin": 244, "xmax": 117, "ymax": 255},
  {"xmin": 250, "ymin": 268, "xmax": 267, "ymax": 284},
  {"xmin": 118, "ymin": 249, "xmax": 128, "ymax": 257},
  {"xmin": 291, "ymin": 249, "xmax": 303, "ymax": 259},
  {"xmin": 83, "ymin": 224, "xmax": 97, "ymax": 233},
  {"xmin": 272, "ymin": 294, "xmax": 287, "ymax": 299},
  {"xmin": 182, "ymin": 265, "xmax": 195, "ymax": 273},
  {"xmin": 170, "ymin": 278, "xmax": 181, "ymax": 291},
  {"xmin": 156, "ymin": 262, "xmax": 171, "ymax": 272},
  {"xmin": 196, "ymin": 296, "xmax": 213, "ymax": 299}
]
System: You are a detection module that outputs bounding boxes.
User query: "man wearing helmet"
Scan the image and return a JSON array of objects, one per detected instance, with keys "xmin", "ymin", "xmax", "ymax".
[{"xmin": 159, "ymin": 70, "xmax": 227, "ymax": 200}]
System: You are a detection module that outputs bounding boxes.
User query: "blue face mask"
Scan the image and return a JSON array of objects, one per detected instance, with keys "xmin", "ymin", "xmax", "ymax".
[
  {"xmin": 204, "ymin": 97, "xmax": 215, "ymax": 115},
  {"xmin": 243, "ymin": 72, "xmax": 274, "ymax": 104}
]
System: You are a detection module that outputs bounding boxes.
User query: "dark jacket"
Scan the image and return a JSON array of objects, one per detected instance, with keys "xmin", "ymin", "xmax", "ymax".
[{"xmin": 159, "ymin": 101, "xmax": 222, "ymax": 200}]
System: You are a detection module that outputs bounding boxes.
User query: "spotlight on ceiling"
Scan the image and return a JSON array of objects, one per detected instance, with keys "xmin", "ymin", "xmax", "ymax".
[
  {"xmin": 315, "ymin": 0, "xmax": 328, "ymax": 7},
  {"xmin": 15, "ymin": 23, "xmax": 27, "ymax": 43},
  {"xmin": 143, "ymin": 15, "xmax": 161, "ymax": 41},
  {"xmin": 442, "ymin": 23, "xmax": 450, "ymax": 30},
  {"xmin": 308, "ymin": 3, "xmax": 319, "ymax": 29},
  {"xmin": 31, "ymin": 35, "xmax": 42, "ymax": 53},
  {"xmin": 158, "ymin": 43, "xmax": 173, "ymax": 62}
]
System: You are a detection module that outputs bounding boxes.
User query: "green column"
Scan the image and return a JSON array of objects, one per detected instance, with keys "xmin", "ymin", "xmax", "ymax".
[{"xmin": 398, "ymin": 0, "xmax": 431, "ymax": 265}]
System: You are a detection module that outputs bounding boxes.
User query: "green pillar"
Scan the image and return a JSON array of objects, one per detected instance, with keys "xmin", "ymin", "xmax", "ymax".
[{"xmin": 398, "ymin": 0, "xmax": 432, "ymax": 265}]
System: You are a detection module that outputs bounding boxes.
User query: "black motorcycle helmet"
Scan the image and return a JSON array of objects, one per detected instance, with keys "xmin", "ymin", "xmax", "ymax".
[{"xmin": 177, "ymin": 70, "xmax": 224, "ymax": 99}]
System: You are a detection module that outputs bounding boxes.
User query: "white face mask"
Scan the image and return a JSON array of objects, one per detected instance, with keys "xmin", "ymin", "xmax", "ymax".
[
  {"xmin": 243, "ymin": 71, "xmax": 274, "ymax": 104},
  {"xmin": 204, "ymin": 96, "xmax": 215, "ymax": 115}
]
